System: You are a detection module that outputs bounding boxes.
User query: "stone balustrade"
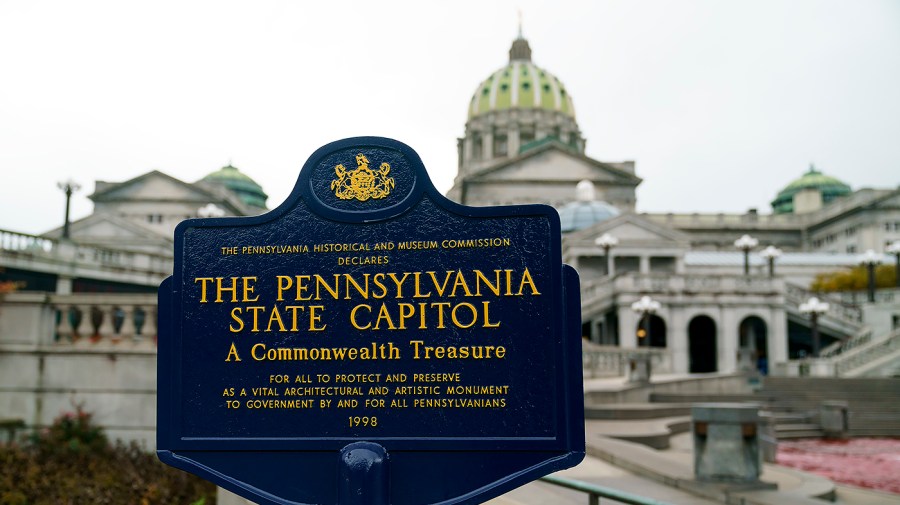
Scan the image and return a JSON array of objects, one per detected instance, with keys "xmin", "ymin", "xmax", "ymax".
[
  {"xmin": 0, "ymin": 227, "xmax": 172, "ymax": 280},
  {"xmin": 582, "ymin": 343, "xmax": 671, "ymax": 378},
  {"xmin": 0, "ymin": 228, "xmax": 54, "ymax": 253},
  {"xmin": 643, "ymin": 211, "xmax": 804, "ymax": 229},
  {"xmin": 774, "ymin": 328, "xmax": 900, "ymax": 377},
  {"xmin": 785, "ymin": 282, "xmax": 863, "ymax": 324},
  {"xmin": 50, "ymin": 293, "xmax": 158, "ymax": 349},
  {"xmin": 579, "ymin": 276, "xmax": 615, "ymax": 306},
  {"xmin": 582, "ymin": 273, "xmax": 782, "ymax": 310},
  {"xmin": 819, "ymin": 328, "xmax": 872, "ymax": 358}
]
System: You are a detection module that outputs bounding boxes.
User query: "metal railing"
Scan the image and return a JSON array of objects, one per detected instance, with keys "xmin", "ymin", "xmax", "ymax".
[{"xmin": 540, "ymin": 475, "xmax": 676, "ymax": 505}]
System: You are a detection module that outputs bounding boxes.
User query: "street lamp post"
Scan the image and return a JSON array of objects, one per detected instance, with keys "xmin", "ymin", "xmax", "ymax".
[
  {"xmin": 628, "ymin": 295, "xmax": 661, "ymax": 383},
  {"xmin": 595, "ymin": 233, "xmax": 619, "ymax": 277},
  {"xmin": 799, "ymin": 297, "xmax": 829, "ymax": 357},
  {"xmin": 759, "ymin": 245, "xmax": 782, "ymax": 278},
  {"xmin": 57, "ymin": 179, "xmax": 81, "ymax": 240},
  {"xmin": 630, "ymin": 295, "xmax": 661, "ymax": 347},
  {"xmin": 887, "ymin": 241, "xmax": 900, "ymax": 289},
  {"xmin": 734, "ymin": 234, "xmax": 759, "ymax": 276},
  {"xmin": 858, "ymin": 249, "xmax": 883, "ymax": 303}
]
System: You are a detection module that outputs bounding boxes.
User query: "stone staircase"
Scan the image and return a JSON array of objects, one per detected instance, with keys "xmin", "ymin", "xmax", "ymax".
[
  {"xmin": 648, "ymin": 377, "xmax": 900, "ymax": 439},
  {"xmin": 778, "ymin": 328, "xmax": 900, "ymax": 377},
  {"xmin": 759, "ymin": 377, "xmax": 900, "ymax": 437},
  {"xmin": 833, "ymin": 329, "xmax": 900, "ymax": 377}
]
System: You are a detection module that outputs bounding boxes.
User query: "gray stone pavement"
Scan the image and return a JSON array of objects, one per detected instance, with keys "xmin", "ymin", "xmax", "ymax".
[
  {"xmin": 485, "ymin": 454, "xmax": 721, "ymax": 505},
  {"xmin": 487, "ymin": 430, "xmax": 900, "ymax": 505}
]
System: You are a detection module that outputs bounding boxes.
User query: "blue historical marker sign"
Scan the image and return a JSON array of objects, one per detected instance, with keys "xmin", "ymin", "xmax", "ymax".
[{"xmin": 157, "ymin": 137, "xmax": 584, "ymax": 505}]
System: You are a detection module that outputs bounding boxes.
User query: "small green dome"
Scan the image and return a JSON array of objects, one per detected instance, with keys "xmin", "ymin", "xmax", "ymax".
[
  {"xmin": 468, "ymin": 37, "xmax": 575, "ymax": 119},
  {"xmin": 201, "ymin": 164, "xmax": 268, "ymax": 209},
  {"xmin": 771, "ymin": 165, "xmax": 851, "ymax": 214}
]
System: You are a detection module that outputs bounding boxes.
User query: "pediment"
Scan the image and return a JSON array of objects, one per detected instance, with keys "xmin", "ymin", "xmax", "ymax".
[
  {"xmin": 77, "ymin": 218, "xmax": 151, "ymax": 239},
  {"xmin": 567, "ymin": 212, "xmax": 692, "ymax": 246},
  {"xmin": 44, "ymin": 213, "xmax": 167, "ymax": 241},
  {"xmin": 91, "ymin": 171, "xmax": 215, "ymax": 203},
  {"xmin": 472, "ymin": 146, "xmax": 640, "ymax": 186}
]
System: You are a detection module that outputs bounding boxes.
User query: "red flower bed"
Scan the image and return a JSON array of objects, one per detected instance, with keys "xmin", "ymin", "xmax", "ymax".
[{"xmin": 777, "ymin": 438, "xmax": 900, "ymax": 494}]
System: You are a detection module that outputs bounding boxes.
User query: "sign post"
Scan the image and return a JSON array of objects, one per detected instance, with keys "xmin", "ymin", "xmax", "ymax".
[{"xmin": 157, "ymin": 137, "xmax": 584, "ymax": 504}]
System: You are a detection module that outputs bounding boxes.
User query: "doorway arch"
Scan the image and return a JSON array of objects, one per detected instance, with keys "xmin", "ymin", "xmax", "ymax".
[
  {"xmin": 739, "ymin": 316, "xmax": 769, "ymax": 374},
  {"xmin": 635, "ymin": 314, "xmax": 667, "ymax": 348},
  {"xmin": 689, "ymin": 315, "xmax": 717, "ymax": 373}
]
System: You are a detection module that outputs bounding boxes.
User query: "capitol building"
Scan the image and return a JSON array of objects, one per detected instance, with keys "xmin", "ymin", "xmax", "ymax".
[{"xmin": 1, "ymin": 33, "xmax": 899, "ymax": 445}]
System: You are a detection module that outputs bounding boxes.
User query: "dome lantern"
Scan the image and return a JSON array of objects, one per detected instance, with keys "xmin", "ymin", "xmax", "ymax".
[{"xmin": 509, "ymin": 36, "xmax": 532, "ymax": 62}]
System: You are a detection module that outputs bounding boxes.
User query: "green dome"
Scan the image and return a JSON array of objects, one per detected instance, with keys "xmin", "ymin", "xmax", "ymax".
[
  {"xmin": 468, "ymin": 38, "xmax": 575, "ymax": 119},
  {"xmin": 771, "ymin": 165, "xmax": 851, "ymax": 214},
  {"xmin": 201, "ymin": 164, "xmax": 268, "ymax": 209}
]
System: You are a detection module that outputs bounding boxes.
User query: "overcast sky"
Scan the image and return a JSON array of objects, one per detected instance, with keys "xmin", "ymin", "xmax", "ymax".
[{"xmin": 1, "ymin": 0, "xmax": 898, "ymax": 235}]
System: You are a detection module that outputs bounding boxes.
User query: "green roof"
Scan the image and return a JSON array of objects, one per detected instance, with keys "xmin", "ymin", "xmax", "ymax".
[
  {"xmin": 771, "ymin": 165, "xmax": 851, "ymax": 214},
  {"xmin": 518, "ymin": 135, "xmax": 579, "ymax": 155},
  {"xmin": 468, "ymin": 40, "xmax": 575, "ymax": 119},
  {"xmin": 201, "ymin": 164, "xmax": 268, "ymax": 209}
]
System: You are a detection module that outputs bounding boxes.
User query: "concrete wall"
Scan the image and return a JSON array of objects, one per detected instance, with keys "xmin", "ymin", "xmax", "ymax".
[
  {"xmin": 0, "ymin": 292, "xmax": 157, "ymax": 448},
  {"xmin": 584, "ymin": 373, "xmax": 754, "ymax": 404}
]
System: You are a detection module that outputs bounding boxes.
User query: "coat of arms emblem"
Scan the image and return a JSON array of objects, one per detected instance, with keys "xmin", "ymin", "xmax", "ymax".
[{"xmin": 330, "ymin": 153, "xmax": 395, "ymax": 201}]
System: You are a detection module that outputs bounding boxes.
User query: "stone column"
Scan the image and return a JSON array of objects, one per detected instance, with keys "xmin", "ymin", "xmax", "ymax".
[
  {"xmin": 508, "ymin": 126, "xmax": 520, "ymax": 157},
  {"xmin": 483, "ymin": 131, "xmax": 494, "ymax": 160},
  {"xmin": 618, "ymin": 305, "xmax": 638, "ymax": 349},
  {"xmin": 639, "ymin": 256, "xmax": 650, "ymax": 275},
  {"xmin": 720, "ymin": 308, "xmax": 737, "ymax": 373},
  {"xmin": 461, "ymin": 137, "xmax": 471, "ymax": 171},
  {"xmin": 670, "ymin": 307, "xmax": 689, "ymax": 374},
  {"xmin": 769, "ymin": 306, "xmax": 788, "ymax": 367}
]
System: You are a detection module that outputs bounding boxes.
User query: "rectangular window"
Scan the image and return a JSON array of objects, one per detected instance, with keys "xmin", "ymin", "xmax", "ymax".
[
  {"xmin": 519, "ymin": 128, "xmax": 535, "ymax": 147},
  {"xmin": 472, "ymin": 136, "xmax": 482, "ymax": 160},
  {"xmin": 494, "ymin": 135, "xmax": 508, "ymax": 157}
]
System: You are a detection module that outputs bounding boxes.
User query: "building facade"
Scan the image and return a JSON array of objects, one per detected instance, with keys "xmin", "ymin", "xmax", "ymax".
[
  {"xmin": 2, "ymin": 34, "xmax": 899, "ymax": 448},
  {"xmin": 446, "ymin": 35, "xmax": 900, "ymax": 378}
]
